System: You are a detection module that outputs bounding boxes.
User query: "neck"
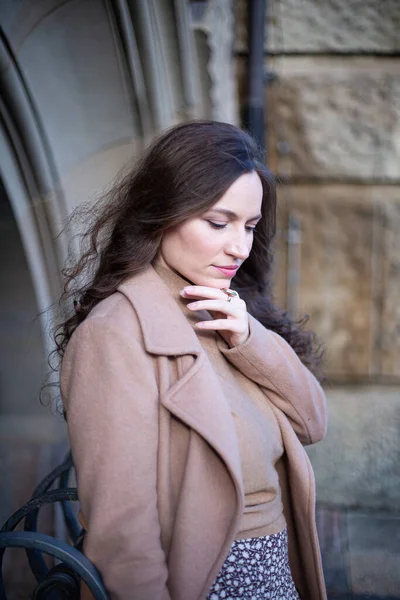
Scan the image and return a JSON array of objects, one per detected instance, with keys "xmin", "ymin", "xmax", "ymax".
[
  {"xmin": 152, "ymin": 254, "xmax": 193, "ymax": 300},
  {"xmin": 152, "ymin": 254, "xmax": 212, "ymax": 329}
]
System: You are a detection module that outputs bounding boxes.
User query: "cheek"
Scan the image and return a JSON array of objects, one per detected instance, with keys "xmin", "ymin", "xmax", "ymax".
[
  {"xmin": 180, "ymin": 225, "xmax": 220, "ymax": 258},
  {"xmin": 193, "ymin": 233, "xmax": 223, "ymax": 259},
  {"xmin": 162, "ymin": 221, "xmax": 222, "ymax": 266}
]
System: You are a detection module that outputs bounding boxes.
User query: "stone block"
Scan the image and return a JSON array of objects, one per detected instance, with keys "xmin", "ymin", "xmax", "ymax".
[
  {"xmin": 380, "ymin": 202, "xmax": 400, "ymax": 377},
  {"xmin": 347, "ymin": 513, "xmax": 400, "ymax": 596},
  {"xmin": 235, "ymin": 0, "xmax": 400, "ymax": 53},
  {"xmin": 274, "ymin": 186, "xmax": 374, "ymax": 378},
  {"xmin": 266, "ymin": 58, "xmax": 400, "ymax": 180},
  {"xmin": 316, "ymin": 507, "xmax": 351, "ymax": 596},
  {"xmin": 273, "ymin": 185, "xmax": 400, "ymax": 380},
  {"xmin": 301, "ymin": 199, "xmax": 373, "ymax": 377},
  {"xmin": 307, "ymin": 385, "xmax": 400, "ymax": 511}
]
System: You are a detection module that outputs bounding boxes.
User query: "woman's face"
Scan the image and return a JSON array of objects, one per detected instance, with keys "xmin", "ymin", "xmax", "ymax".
[{"xmin": 160, "ymin": 171, "xmax": 263, "ymax": 288}]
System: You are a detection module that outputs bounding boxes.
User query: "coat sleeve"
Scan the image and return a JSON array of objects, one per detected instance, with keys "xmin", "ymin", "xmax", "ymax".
[
  {"xmin": 60, "ymin": 313, "xmax": 171, "ymax": 600},
  {"xmin": 218, "ymin": 315, "xmax": 327, "ymax": 445}
]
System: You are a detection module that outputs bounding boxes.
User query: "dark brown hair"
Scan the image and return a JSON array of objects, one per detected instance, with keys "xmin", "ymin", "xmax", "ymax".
[{"xmin": 54, "ymin": 121, "xmax": 322, "ymax": 374}]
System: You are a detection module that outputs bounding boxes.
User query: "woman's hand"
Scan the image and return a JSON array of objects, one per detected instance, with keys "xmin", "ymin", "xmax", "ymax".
[{"xmin": 180, "ymin": 286, "xmax": 249, "ymax": 348}]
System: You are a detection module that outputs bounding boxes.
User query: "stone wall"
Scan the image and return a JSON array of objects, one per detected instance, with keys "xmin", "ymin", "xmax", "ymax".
[
  {"xmin": 307, "ymin": 384, "xmax": 400, "ymax": 511},
  {"xmin": 236, "ymin": 0, "xmax": 400, "ymax": 54},
  {"xmin": 235, "ymin": 0, "xmax": 400, "ymax": 382},
  {"xmin": 272, "ymin": 185, "xmax": 400, "ymax": 380},
  {"xmin": 235, "ymin": 0, "xmax": 400, "ymax": 510}
]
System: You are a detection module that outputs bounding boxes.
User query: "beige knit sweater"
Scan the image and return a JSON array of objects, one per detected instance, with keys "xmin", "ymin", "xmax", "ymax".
[{"xmin": 153, "ymin": 258, "xmax": 286, "ymax": 539}]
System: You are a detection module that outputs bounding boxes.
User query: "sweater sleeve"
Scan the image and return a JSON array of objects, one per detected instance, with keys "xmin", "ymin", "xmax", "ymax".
[
  {"xmin": 60, "ymin": 315, "xmax": 171, "ymax": 600},
  {"xmin": 218, "ymin": 315, "xmax": 327, "ymax": 445}
]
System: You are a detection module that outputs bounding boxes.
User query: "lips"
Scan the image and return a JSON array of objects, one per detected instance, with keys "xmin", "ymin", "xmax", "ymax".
[{"xmin": 213, "ymin": 265, "xmax": 239, "ymax": 277}]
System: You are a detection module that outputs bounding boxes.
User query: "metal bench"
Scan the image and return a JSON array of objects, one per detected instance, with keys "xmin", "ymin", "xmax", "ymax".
[{"xmin": 0, "ymin": 451, "xmax": 108, "ymax": 599}]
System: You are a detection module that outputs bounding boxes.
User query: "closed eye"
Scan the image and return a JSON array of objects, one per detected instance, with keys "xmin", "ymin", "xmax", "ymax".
[
  {"xmin": 207, "ymin": 221, "xmax": 257, "ymax": 233},
  {"xmin": 206, "ymin": 221, "xmax": 227, "ymax": 230}
]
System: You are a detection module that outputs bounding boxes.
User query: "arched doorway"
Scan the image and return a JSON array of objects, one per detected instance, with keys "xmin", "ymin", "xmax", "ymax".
[{"xmin": 0, "ymin": 177, "xmax": 44, "ymax": 419}]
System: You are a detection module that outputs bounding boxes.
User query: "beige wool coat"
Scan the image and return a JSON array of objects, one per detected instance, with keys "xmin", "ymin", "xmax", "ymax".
[{"xmin": 60, "ymin": 265, "xmax": 328, "ymax": 600}]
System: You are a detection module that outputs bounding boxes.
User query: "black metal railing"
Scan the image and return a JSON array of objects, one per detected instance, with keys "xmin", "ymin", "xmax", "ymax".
[{"xmin": 0, "ymin": 451, "xmax": 108, "ymax": 600}]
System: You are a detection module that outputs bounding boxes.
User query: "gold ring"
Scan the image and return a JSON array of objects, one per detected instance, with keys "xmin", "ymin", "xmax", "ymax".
[{"xmin": 222, "ymin": 288, "xmax": 239, "ymax": 302}]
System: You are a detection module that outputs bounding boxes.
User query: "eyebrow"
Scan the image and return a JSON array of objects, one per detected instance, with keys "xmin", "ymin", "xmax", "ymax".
[{"xmin": 207, "ymin": 208, "xmax": 262, "ymax": 221}]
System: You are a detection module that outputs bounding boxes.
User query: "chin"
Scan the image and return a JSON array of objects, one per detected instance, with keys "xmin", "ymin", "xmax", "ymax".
[
  {"xmin": 190, "ymin": 271, "xmax": 232, "ymax": 289},
  {"xmin": 208, "ymin": 277, "xmax": 232, "ymax": 289}
]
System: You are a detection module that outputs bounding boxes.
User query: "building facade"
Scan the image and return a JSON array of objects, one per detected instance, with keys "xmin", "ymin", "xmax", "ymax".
[{"xmin": 1, "ymin": 0, "xmax": 399, "ymax": 542}]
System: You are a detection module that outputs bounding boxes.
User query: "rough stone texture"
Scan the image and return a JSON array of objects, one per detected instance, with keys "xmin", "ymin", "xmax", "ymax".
[
  {"xmin": 274, "ymin": 188, "xmax": 373, "ymax": 378},
  {"xmin": 234, "ymin": 3, "xmax": 400, "ymax": 379},
  {"xmin": 307, "ymin": 384, "xmax": 400, "ymax": 511},
  {"xmin": 380, "ymin": 202, "xmax": 400, "ymax": 377},
  {"xmin": 316, "ymin": 507, "xmax": 400, "ymax": 598},
  {"xmin": 273, "ymin": 185, "xmax": 400, "ymax": 380},
  {"xmin": 316, "ymin": 507, "xmax": 351, "ymax": 597},
  {"xmin": 235, "ymin": 0, "xmax": 400, "ymax": 53},
  {"xmin": 265, "ymin": 58, "xmax": 400, "ymax": 181},
  {"xmin": 301, "ymin": 201, "xmax": 374, "ymax": 377},
  {"xmin": 347, "ymin": 513, "xmax": 400, "ymax": 596},
  {"xmin": 191, "ymin": 0, "xmax": 240, "ymax": 125}
]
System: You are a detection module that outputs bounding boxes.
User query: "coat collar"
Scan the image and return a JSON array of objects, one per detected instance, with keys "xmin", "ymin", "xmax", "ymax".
[{"xmin": 117, "ymin": 265, "xmax": 202, "ymax": 356}]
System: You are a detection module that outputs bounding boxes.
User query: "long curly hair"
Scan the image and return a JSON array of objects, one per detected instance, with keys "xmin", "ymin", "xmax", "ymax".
[{"xmin": 53, "ymin": 121, "xmax": 323, "ymax": 375}]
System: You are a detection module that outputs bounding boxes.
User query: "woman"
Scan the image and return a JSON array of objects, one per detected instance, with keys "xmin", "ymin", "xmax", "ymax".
[{"xmin": 57, "ymin": 121, "xmax": 327, "ymax": 600}]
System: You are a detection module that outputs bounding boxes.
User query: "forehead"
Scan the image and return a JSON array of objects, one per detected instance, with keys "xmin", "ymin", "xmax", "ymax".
[{"xmin": 210, "ymin": 171, "xmax": 263, "ymax": 216}]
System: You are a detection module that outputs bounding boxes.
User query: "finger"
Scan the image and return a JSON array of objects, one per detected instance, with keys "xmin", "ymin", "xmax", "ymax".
[
  {"xmin": 180, "ymin": 286, "xmax": 228, "ymax": 300},
  {"xmin": 195, "ymin": 319, "xmax": 243, "ymax": 331},
  {"xmin": 186, "ymin": 300, "xmax": 241, "ymax": 314}
]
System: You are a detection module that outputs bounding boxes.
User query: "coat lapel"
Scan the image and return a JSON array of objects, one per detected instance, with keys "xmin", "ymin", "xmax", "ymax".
[
  {"xmin": 163, "ymin": 352, "xmax": 243, "ymax": 490},
  {"xmin": 118, "ymin": 267, "xmax": 244, "ymax": 494}
]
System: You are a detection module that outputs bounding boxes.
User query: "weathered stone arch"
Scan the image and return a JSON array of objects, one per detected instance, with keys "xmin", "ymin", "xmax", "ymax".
[
  {"xmin": 0, "ymin": 0, "xmax": 238, "ymax": 419},
  {"xmin": 0, "ymin": 32, "xmax": 65, "ymax": 351}
]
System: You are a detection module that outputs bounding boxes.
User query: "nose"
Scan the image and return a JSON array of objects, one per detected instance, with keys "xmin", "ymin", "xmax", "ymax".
[{"xmin": 226, "ymin": 228, "xmax": 251, "ymax": 261}]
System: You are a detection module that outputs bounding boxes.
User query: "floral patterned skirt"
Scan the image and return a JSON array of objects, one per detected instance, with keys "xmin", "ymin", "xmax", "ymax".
[{"xmin": 206, "ymin": 528, "xmax": 300, "ymax": 600}]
